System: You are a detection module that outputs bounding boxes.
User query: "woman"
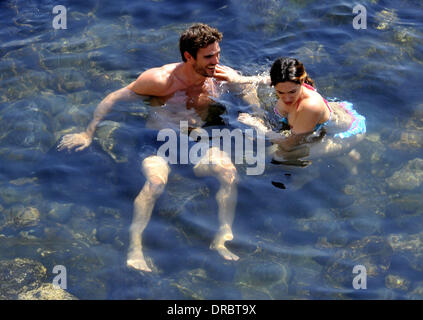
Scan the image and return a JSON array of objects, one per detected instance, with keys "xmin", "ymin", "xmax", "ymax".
[{"xmin": 215, "ymin": 57, "xmax": 366, "ymax": 161}]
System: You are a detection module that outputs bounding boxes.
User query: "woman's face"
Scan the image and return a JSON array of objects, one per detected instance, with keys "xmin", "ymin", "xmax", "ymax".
[{"xmin": 274, "ymin": 81, "xmax": 302, "ymax": 106}]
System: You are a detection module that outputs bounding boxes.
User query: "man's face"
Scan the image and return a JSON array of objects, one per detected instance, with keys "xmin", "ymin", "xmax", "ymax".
[{"xmin": 191, "ymin": 42, "xmax": 221, "ymax": 77}]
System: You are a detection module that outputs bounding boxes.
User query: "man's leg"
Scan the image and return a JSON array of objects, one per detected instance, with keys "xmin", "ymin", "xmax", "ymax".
[
  {"xmin": 127, "ymin": 155, "xmax": 170, "ymax": 272},
  {"xmin": 193, "ymin": 147, "xmax": 239, "ymax": 261}
]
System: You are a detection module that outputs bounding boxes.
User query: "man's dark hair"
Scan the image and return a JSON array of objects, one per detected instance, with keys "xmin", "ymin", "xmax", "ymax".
[{"xmin": 179, "ymin": 23, "xmax": 223, "ymax": 62}]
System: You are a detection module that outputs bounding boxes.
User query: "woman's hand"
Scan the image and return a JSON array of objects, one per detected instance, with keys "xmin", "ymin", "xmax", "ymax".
[
  {"xmin": 238, "ymin": 113, "xmax": 267, "ymax": 130},
  {"xmin": 57, "ymin": 132, "xmax": 92, "ymax": 152},
  {"xmin": 214, "ymin": 65, "xmax": 243, "ymax": 83}
]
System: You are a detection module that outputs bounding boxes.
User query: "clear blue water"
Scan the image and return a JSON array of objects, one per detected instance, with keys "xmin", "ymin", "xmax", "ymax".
[{"xmin": 1, "ymin": 0, "xmax": 423, "ymax": 299}]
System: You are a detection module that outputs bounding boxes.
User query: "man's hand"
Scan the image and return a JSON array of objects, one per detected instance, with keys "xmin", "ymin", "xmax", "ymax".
[{"xmin": 57, "ymin": 132, "xmax": 92, "ymax": 152}]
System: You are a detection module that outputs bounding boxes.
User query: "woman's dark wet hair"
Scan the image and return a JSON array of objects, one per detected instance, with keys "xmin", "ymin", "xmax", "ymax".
[
  {"xmin": 179, "ymin": 23, "xmax": 223, "ymax": 62},
  {"xmin": 270, "ymin": 57, "xmax": 315, "ymax": 87}
]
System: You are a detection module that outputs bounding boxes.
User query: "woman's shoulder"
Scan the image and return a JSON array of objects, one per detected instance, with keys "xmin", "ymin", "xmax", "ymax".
[
  {"xmin": 298, "ymin": 94, "xmax": 324, "ymax": 114},
  {"xmin": 275, "ymin": 99, "xmax": 288, "ymax": 116}
]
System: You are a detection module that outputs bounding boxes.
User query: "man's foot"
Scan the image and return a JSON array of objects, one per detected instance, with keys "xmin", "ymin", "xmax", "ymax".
[
  {"xmin": 210, "ymin": 226, "xmax": 239, "ymax": 261},
  {"xmin": 127, "ymin": 248, "xmax": 152, "ymax": 272},
  {"xmin": 211, "ymin": 243, "xmax": 240, "ymax": 261}
]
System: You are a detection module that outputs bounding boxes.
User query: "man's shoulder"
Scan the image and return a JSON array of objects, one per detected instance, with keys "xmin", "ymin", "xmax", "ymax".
[
  {"xmin": 149, "ymin": 63, "xmax": 179, "ymax": 77},
  {"xmin": 142, "ymin": 63, "xmax": 180, "ymax": 84},
  {"xmin": 127, "ymin": 63, "xmax": 181, "ymax": 96}
]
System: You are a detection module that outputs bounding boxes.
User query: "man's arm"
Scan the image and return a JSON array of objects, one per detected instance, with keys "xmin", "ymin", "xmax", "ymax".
[
  {"xmin": 58, "ymin": 87, "xmax": 138, "ymax": 151},
  {"xmin": 58, "ymin": 68, "xmax": 170, "ymax": 152},
  {"xmin": 86, "ymin": 87, "xmax": 138, "ymax": 137}
]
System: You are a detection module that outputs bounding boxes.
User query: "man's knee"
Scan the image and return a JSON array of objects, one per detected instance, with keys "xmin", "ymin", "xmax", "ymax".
[
  {"xmin": 221, "ymin": 164, "xmax": 238, "ymax": 185},
  {"xmin": 141, "ymin": 155, "xmax": 170, "ymax": 184},
  {"xmin": 208, "ymin": 147, "xmax": 232, "ymax": 166},
  {"xmin": 211, "ymin": 149, "xmax": 238, "ymax": 184}
]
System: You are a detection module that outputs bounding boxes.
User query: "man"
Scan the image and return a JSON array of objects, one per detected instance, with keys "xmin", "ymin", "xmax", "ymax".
[{"xmin": 58, "ymin": 23, "xmax": 243, "ymax": 272}]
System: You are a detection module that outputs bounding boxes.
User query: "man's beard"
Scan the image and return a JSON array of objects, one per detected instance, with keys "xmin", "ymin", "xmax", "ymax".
[{"xmin": 193, "ymin": 62, "xmax": 215, "ymax": 78}]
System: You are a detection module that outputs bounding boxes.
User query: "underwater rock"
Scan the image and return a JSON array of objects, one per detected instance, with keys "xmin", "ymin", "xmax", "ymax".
[
  {"xmin": 340, "ymin": 203, "xmax": 384, "ymax": 236},
  {"xmin": 53, "ymin": 104, "xmax": 92, "ymax": 132},
  {"xmin": 339, "ymin": 38, "xmax": 408, "ymax": 89},
  {"xmin": 390, "ymin": 104, "xmax": 423, "ymax": 150},
  {"xmin": 291, "ymin": 41, "xmax": 330, "ymax": 66},
  {"xmin": 386, "ymin": 158, "xmax": 423, "ymax": 191},
  {"xmin": 39, "ymin": 49, "xmax": 93, "ymax": 72},
  {"xmin": 66, "ymin": 90, "xmax": 102, "ymax": 106},
  {"xmin": 95, "ymin": 207, "xmax": 123, "ymax": 245},
  {"xmin": 0, "ymin": 57, "xmax": 19, "ymax": 84},
  {"xmin": 374, "ymin": 9, "xmax": 398, "ymax": 30},
  {"xmin": 0, "ymin": 99, "xmax": 55, "ymax": 167},
  {"xmin": 385, "ymin": 274, "xmax": 411, "ymax": 292},
  {"xmin": 235, "ymin": 259, "xmax": 290, "ymax": 299},
  {"xmin": 390, "ymin": 130, "xmax": 423, "ymax": 151},
  {"xmin": 0, "ymin": 258, "xmax": 47, "ymax": 299},
  {"xmin": 288, "ymin": 255, "xmax": 324, "ymax": 299},
  {"xmin": 67, "ymin": 205, "xmax": 98, "ymax": 246},
  {"xmin": 44, "ymin": 244, "xmax": 108, "ymax": 299},
  {"xmin": 293, "ymin": 208, "xmax": 339, "ymax": 236},
  {"xmin": 407, "ymin": 104, "xmax": 423, "ymax": 130},
  {"xmin": 316, "ymin": 229, "xmax": 350, "ymax": 249},
  {"xmin": 94, "ymin": 120, "xmax": 137, "ymax": 163},
  {"xmin": 156, "ymin": 173, "xmax": 210, "ymax": 220},
  {"xmin": 47, "ymin": 202, "xmax": 73, "ymax": 223},
  {"xmin": 338, "ymin": 175, "xmax": 387, "ymax": 237},
  {"xmin": 96, "ymin": 225, "xmax": 117, "ymax": 244},
  {"xmin": 386, "ymin": 193, "xmax": 423, "ymax": 233},
  {"xmin": 18, "ymin": 283, "xmax": 78, "ymax": 300},
  {"xmin": 0, "ymin": 186, "xmax": 21, "ymax": 205},
  {"xmin": 0, "ymin": 99, "xmax": 53, "ymax": 138},
  {"xmin": 238, "ymin": 0, "xmax": 302, "ymax": 34},
  {"xmin": 0, "ymin": 181, "xmax": 42, "ymax": 210},
  {"xmin": 323, "ymin": 236, "xmax": 393, "ymax": 289},
  {"xmin": 356, "ymin": 133, "xmax": 387, "ymax": 166},
  {"xmin": 4, "ymin": 204, "xmax": 41, "ymax": 228},
  {"xmin": 0, "ymin": 204, "xmax": 5, "ymax": 228},
  {"xmin": 407, "ymin": 282, "xmax": 423, "ymax": 300},
  {"xmin": 80, "ymin": 22, "xmax": 129, "ymax": 53},
  {"xmin": 392, "ymin": 26, "xmax": 419, "ymax": 45},
  {"xmin": 391, "ymin": 26, "xmax": 423, "ymax": 64},
  {"xmin": 53, "ymin": 68, "xmax": 88, "ymax": 93},
  {"xmin": 387, "ymin": 193, "xmax": 423, "ymax": 217},
  {"xmin": 234, "ymin": 246, "xmax": 291, "ymax": 300},
  {"xmin": 167, "ymin": 268, "xmax": 218, "ymax": 300},
  {"xmin": 2, "ymin": 44, "xmax": 41, "ymax": 71},
  {"xmin": 371, "ymin": 288, "xmax": 398, "ymax": 300},
  {"xmin": 387, "ymin": 232, "xmax": 423, "ymax": 272}
]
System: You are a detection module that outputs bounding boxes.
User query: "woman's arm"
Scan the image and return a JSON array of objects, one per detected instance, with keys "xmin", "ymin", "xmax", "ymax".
[
  {"xmin": 238, "ymin": 113, "xmax": 276, "ymax": 136},
  {"xmin": 290, "ymin": 98, "xmax": 324, "ymax": 134},
  {"xmin": 270, "ymin": 131, "xmax": 308, "ymax": 152},
  {"xmin": 214, "ymin": 65, "xmax": 270, "ymax": 85}
]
